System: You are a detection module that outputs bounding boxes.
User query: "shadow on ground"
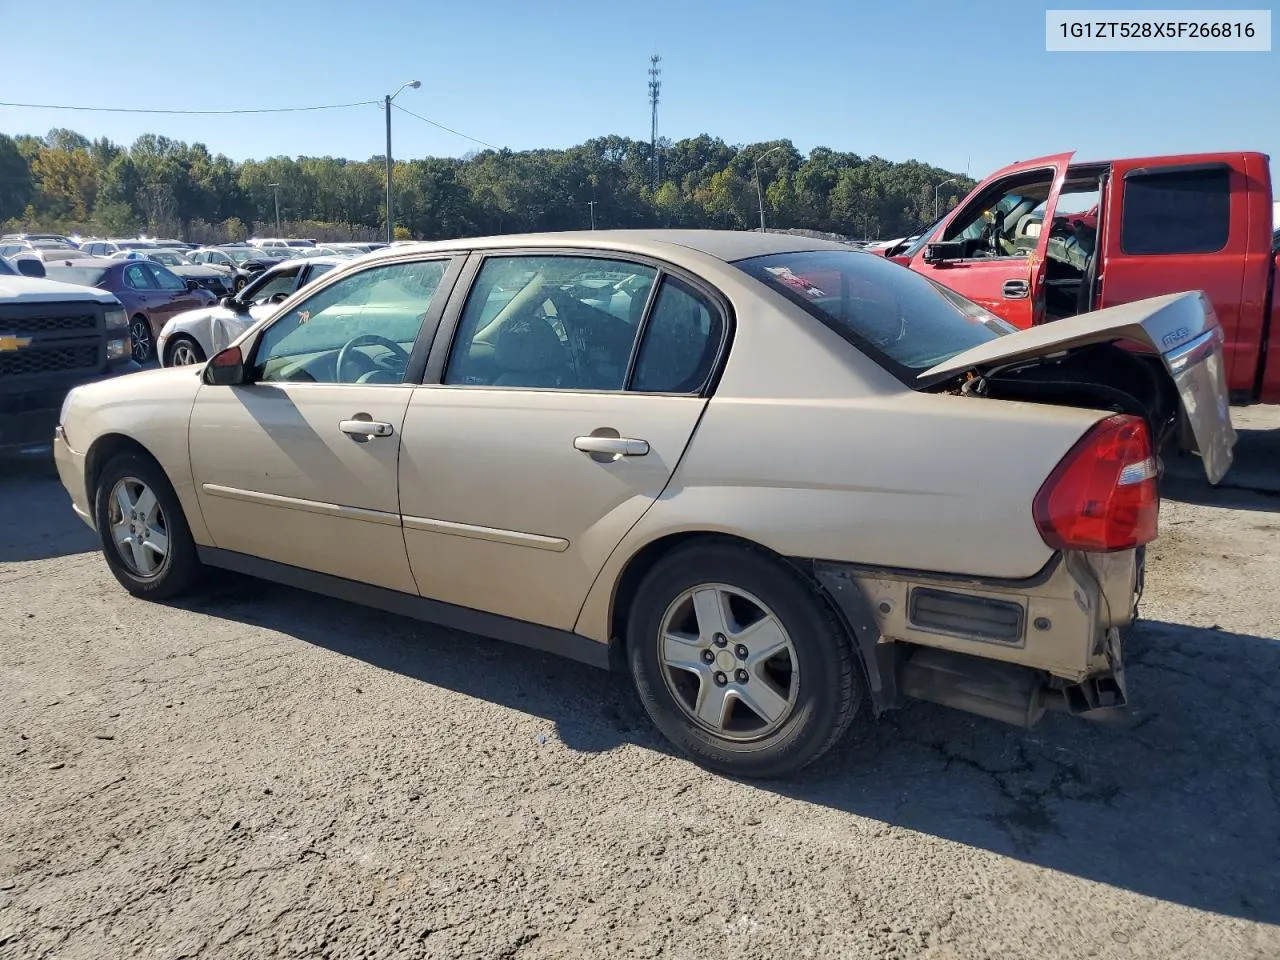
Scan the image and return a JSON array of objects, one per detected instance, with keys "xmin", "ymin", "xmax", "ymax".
[
  {"xmin": 0, "ymin": 457, "xmax": 97, "ymax": 562},
  {"xmin": 1164, "ymin": 422, "xmax": 1280, "ymax": 511},
  {"xmin": 179, "ymin": 576, "xmax": 1280, "ymax": 926}
]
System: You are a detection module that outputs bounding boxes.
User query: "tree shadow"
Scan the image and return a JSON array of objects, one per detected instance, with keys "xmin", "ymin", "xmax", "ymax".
[
  {"xmin": 176, "ymin": 577, "xmax": 1280, "ymax": 925},
  {"xmin": 1163, "ymin": 422, "xmax": 1280, "ymax": 512},
  {"xmin": 0, "ymin": 459, "xmax": 98, "ymax": 562}
]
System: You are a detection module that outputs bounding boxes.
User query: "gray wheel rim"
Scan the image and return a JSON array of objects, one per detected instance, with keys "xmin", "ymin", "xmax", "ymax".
[
  {"xmin": 129, "ymin": 318, "xmax": 152, "ymax": 363},
  {"xmin": 170, "ymin": 340, "xmax": 200, "ymax": 366},
  {"xmin": 658, "ymin": 583, "xmax": 799, "ymax": 742},
  {"xmin": 107, "ymin": 476, "xmax": 169, "ymax": 579}
]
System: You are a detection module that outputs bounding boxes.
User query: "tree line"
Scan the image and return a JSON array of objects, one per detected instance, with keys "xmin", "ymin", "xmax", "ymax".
[{"xmin": 0, "ymin": 127, "xmax": 974, "ymax": 243}]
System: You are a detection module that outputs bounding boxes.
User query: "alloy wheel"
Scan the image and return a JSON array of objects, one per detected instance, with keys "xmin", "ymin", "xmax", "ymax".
[
  {"xmin": 170, "ymin": 339, "xmax": 202, "ymax": 366},
  {"xmin": 107, "ymin": 476, "xmax": 169, "ymax": 579},
  {"xmin": 129, "ymin": 318, "xmax": 152, "ymax": 363},
  {"xmin": 657, "ymin": 583, "xmax": 800, "ymax": 741}
]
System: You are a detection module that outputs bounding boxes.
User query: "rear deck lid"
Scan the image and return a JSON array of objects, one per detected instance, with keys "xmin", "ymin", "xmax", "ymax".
[{"xmin": 920, "ymin": 291, "xmax": 1237, "ymax": 484}]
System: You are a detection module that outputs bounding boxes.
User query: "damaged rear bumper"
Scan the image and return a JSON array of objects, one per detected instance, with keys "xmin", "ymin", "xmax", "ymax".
[{"xmin": 809, "ymin": 548, "xmax": 1141, "ymax": 727}]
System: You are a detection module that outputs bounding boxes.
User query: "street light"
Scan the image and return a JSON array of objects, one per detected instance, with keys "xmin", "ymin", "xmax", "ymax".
[
  {"xmin": 587, "ymin": 200, "xmax": 597, "ymax": 230},
  {"xmin": 934, "ymin": 177, "xmax": 958, "ymax": 220},
  {"xmin": 754, "ymin": 145, "xmax": 786, "ymax": 233},
  {"xmin": 268, "ymin": 183, "xmax": 281, "ymax": 236},
  {"xmin": 384, "ymin": 79, "xmax": 421, "ymax": 243}
]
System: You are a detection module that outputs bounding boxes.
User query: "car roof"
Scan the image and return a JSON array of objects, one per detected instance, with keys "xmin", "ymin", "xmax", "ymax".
[
  {"xmin": 265, "ymin": 255, "xmax": 346, "ymax": 271},
  {"xmin": 363, "ymin": 229, "xmax": 858, "ymax": 264}
]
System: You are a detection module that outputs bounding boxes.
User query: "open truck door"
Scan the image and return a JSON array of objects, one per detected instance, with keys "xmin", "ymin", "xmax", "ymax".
[{"xmin": 908, "ymin": 152, "xmax": 1074, "ymax": 329}]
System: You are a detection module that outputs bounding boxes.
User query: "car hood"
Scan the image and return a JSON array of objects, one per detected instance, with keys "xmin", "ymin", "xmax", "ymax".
[
  {"xmin": 920, "ymin": 291, "xmax": 1236, "ymax": 485},
  {"xmin": 0, "ymin": 276, "xmax": 119, "ymax": 304}
]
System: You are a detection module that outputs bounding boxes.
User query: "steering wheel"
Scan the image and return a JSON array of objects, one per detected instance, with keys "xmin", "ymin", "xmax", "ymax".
[{"xmin": 336, "ymin": 334, "xmax": 412, "ymax": 383}]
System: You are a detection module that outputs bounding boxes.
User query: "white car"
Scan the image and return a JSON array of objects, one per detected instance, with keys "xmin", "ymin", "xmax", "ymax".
[{"xmin": 156, "ymin": 256, "xmax": 343, "ymax": 366}]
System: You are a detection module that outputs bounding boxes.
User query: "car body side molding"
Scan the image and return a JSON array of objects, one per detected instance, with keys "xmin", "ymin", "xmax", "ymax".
[{"xmin": 196, "ymin": 546, "xmax": 613, "ymax": 670}]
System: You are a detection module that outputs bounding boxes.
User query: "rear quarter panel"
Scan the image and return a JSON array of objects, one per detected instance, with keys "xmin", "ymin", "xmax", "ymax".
[{"xmin": 573, "ymin": 277, "xmax": 1105, "ymax": 641}]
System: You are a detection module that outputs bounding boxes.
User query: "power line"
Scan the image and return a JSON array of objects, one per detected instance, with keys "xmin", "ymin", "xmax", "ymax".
[
  {"xmin": 391, "ymin": 103, "xmax": 498, "ymax": 151},
  {"xmin": 0, "ymin": 99, "xmax": 380, "ymax": 115}
]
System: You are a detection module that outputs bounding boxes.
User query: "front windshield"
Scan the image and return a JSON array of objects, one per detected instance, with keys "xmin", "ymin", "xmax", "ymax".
[
  {"xmin": 45, "ymin": 265, "xmax": 111, "ymax": 287},
  {"xmin": 150, "ymin": 249, "xmax": 193, "ymax": 266},
  {"xmin": 734, "ymin": 249, "xmax": 1015, "ymax": 378},
  {"xmin": 226, "ymin": 248, "xmax": 269, "ymax": 264}
]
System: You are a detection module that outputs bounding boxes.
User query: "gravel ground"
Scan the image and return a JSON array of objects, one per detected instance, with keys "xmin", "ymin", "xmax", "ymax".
[{"xmin": 1, "ymin": 408, "xmax": 1278, "ymax": 960}]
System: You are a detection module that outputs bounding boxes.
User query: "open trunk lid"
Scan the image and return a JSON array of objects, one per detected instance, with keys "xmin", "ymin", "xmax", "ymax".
[{"xmin": 920, "ymin": 291, "xmax": 1236, "ymax": 484}]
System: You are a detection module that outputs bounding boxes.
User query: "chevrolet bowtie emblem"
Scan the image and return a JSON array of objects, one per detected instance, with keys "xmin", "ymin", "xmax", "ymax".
[{"xmin": 0, "ymin": 335, "xmax": 33, "ymax": 352}]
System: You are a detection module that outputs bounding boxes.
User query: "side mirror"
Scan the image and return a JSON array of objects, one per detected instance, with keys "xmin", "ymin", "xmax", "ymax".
[
  {"xmin": 219, "ymin": 295, "xmax": 239, "ymax": 308},
  {"xmin": 15, "ymin": 258, "xmax": 46, "ymax": 278},
  {"xmin": 186, "ymin": 279, "xmax": 200, "ymax": 291},
  {"xmin": 203, "ymin": 345, "xmax": 247, "ymax": 386},
  {"xmin": 923, "ymin": 240, "xmax": 964, "ymax": 265},
  {"xmin": 268, "ymin": 291, "xmax": 289, "ymax": 304}
]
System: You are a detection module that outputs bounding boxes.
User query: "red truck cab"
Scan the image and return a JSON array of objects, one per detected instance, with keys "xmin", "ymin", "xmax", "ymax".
[{"xmin": 891, "ymin": 151, "xmax": 1279, "ymax": 405}]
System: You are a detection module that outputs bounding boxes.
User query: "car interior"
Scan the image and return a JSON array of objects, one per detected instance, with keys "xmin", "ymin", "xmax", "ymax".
[{"xmin": 940, "ymin": 168, "xmax": 1103, "ymax": 321}]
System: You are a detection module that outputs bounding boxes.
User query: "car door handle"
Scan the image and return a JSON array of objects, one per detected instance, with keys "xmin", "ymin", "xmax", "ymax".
[
  {"xmin": 574, "ymin": 436, "xmax": 650, "ymax": 457},
  {"xmin": 340, "ymin": 419, "xmax": 395, "ymax": 439},
  {"xmin": 1002, "ymin": 279, "xmax": 1030, "ymax": 299}
]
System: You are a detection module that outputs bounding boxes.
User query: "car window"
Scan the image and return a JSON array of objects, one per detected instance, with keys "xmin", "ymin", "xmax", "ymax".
[
  {"xmin": 444, "ymin": 255, "xmax": 656, "ymax": 391},
  {"xmin": 123, "ymin": 263, "xmax": 157, "ymax": 290},
  {"xmin": 1120, "ymin": 165, "xmax": 1230, "ymax": 256},
  {"xmin": 252, "ymin": 259, "xmax": 448, "ymax": 384},
  {"xmin": 304, "ymin": 262, "xmax": 335, "ymax": 283},
  {"xmin": 629, "ymin": 277, "xmax": 723, "ymax": 393},
  {"xmin": 245, "ymin": 265, "xmax": 302, "ymax": 305},
  {"xmin": 148, "ymin": 264, "xmax": 187, "ymax": 291},
  {"xmin": 735, "ymin": 249, "xmax": 1015, "ymax": 378}
]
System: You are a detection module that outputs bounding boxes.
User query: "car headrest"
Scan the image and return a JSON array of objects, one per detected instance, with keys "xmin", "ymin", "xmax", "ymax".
[{"xmin": 493, "ymin": 315, "xmax": 565, "ymax": 373}]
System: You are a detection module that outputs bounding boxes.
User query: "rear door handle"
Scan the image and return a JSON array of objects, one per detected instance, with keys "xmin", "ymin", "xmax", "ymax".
[
  {"xmin": 340, "ymin": 418, "xmax": 395, "ymax": 440},
  {"xmin": 1002, "ymin": 279, "xmax": 1030, "ymax": 299},
  {"xmin": 574, "ymin": 436, "xmax": 649, "ymax": 457}
]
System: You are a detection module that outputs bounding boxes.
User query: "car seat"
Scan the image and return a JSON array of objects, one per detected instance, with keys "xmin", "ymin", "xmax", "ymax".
[{"xmin": 492, "ymin": 314, "xmax": 570, "ymax": 388}]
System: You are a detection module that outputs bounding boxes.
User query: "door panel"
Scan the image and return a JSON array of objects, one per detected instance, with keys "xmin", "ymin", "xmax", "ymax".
[
  {"xmin": 910, "ymin": 152, "xmax": 1073, "ymax": 329},
  {"xmin": 398, "ymin": 388, "xmax": 706, "ymax": 629},
  {"xmin": 190, "ymin": 383, "xmax": 417, "ymax": 592}
]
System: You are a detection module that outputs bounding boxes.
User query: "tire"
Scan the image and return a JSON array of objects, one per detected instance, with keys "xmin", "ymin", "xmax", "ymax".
[
  {"xmin": 166, "ymin": 335, "xmax": 206, "ymax": 367},
  {"xmin": 233, "ymin": 275, "xmax": 247, "ymax": 293},
  {"xmin": 626, "ymin": 541, "xmax": 863, "ymax": 779},
  {"xmin": 93, "ymin": 452, "xmax": 202, "ymax": 601},
  {"xmin": 129, "ymin": 315, "xmax": 154, "ymax": 364}
]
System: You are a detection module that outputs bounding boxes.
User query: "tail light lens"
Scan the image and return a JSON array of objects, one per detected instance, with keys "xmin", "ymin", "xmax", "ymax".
[{"xmin": 1033, "ymin": 414, "xmax": 1158, "ymax": 552}]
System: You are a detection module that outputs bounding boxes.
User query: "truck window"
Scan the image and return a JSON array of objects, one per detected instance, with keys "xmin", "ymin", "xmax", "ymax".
[{"xmin": 1120, "ymin": 166, "xmax": 1230, "ymax": 256}]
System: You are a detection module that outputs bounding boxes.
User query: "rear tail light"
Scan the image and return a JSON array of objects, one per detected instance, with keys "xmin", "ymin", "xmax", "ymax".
[{"xmin": 1033, "ymin": 414, "xmax": 1158, "ymax": 552}]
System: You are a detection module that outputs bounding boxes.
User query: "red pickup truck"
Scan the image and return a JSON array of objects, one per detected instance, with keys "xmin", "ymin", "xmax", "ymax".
[{"xmin": 880, "ymin": 151, "xmax": 1279, "ymax": 405}]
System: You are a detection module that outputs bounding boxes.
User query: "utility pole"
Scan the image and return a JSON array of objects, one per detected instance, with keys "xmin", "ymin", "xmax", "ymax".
[
  {"xmin": 648, "ymin": 54, "xmax": 661, "ymax": 191},
  {"xmin": 384, "ymin": 80, "xmax": 421, "ymax": 243},
  {"xmin": 934, "ymin": 178, "xmax": 957, "ymax": 220},
  {"xmin": 268, "ymin": 183, "xmax": 281, "ymax": 236},
  {"xmin": 754, "ymin": 145, "xmax": 785, "ymax": 233},
  {"xmin": 587, "ymin": 200, "xmax": 597, "ymax": 230}
]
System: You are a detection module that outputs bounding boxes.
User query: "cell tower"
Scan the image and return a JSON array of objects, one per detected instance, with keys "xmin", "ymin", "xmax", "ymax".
[{"xmin": 648, "ymin": 54, "xmax": 661, "ymax": 190}]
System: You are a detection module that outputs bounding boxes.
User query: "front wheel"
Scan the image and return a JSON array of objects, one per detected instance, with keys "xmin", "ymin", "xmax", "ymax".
[
  {"xmin": 167, "ymin": 335, "xmax": 206, "ymax": 367},
  {"xmin": 233, "ymin": 275, "xmax": 248, "ymax": 293},
  {"xmin": 627, "ymin": 541, "xmax": 863, "ymax": 779},
  {"xmin": 93, "ymin": 452, "xmax": 202, "ymax": 600}
]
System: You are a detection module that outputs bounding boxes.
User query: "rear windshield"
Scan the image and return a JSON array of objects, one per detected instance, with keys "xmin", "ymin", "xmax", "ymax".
[
  {"xmin": 45, "ymin": 265, "xmax": 110, "ymax": 286},
  {"xmin": 734, "ymin": 249, "xmax": 1014, "ymax": 379}
]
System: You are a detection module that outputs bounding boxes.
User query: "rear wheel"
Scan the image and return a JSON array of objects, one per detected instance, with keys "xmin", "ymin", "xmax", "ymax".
[
  {"xmin": 167, "ymin": 335, "xmax": 206, "ymax": 367},
  {"xmin": 627, "ymin": 541, "xmax": 863, "ymax": 779},
  {"xmin": 233, "ymin": 275, "xmax": 248, "ymax": 293},
  {"xmin": 129, "ymin": 315, "xmax": 153, "ymax": 364},
  {"xmin": 93, "ymin": 452, "xmax": 201, "ymax": 600}
]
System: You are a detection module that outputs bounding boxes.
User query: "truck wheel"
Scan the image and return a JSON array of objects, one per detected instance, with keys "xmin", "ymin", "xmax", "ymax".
[
  {"xmin": 93, "ymin": 452, "xmax": 201, "ymax": 601},
  {"xmin": 129, "ymin": 315, "xmax": 154, "ymax": 364},
  {"xmin": 626, "ymin": 541, "xmax": 863, "ymax": 779},
  {"xmin": 167, "ymin": 336, "xmax": 206, "ymax": 367}
]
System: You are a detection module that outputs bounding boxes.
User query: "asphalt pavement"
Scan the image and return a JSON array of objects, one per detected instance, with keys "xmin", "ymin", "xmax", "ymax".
[{"xmin": 1, "ymin": 408, "xmax": 1278, "ymax": 959}]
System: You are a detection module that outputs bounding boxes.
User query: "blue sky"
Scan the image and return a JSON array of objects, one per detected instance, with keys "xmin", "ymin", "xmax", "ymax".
[{"xmin": 0, "ymin": 0, "xmax": 1275, "ymax": 183}]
